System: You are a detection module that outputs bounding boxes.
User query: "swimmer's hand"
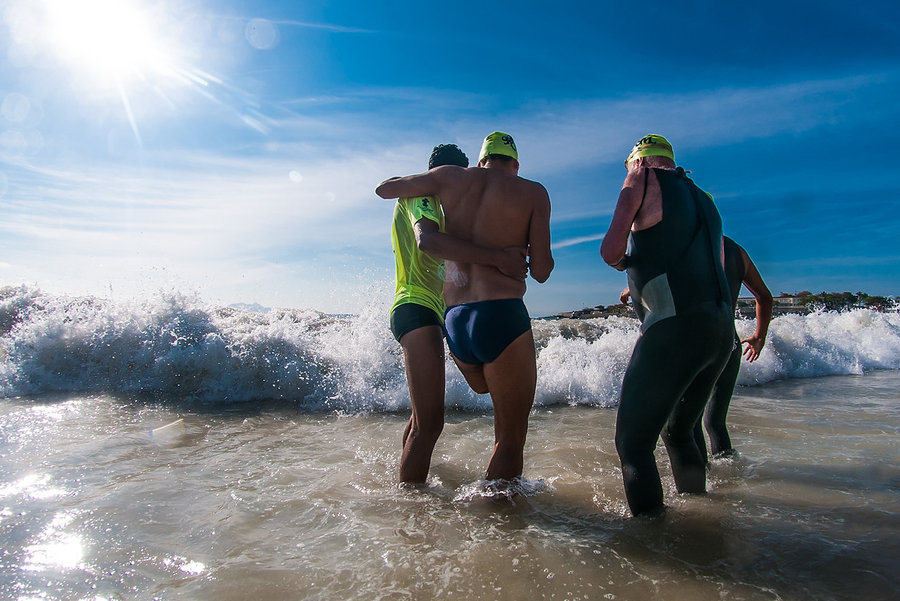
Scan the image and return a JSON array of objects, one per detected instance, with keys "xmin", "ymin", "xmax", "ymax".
[
  {"xmin": 498, "ymin": 247, "xmax": 528, "ymax": 280},
  {"xmin": 620, "ymin": 287, "xmax": 631, "ymax": 305},
  {"xmin": 740, "ymin": 335, "xmax": 765, "ymax": 362}
]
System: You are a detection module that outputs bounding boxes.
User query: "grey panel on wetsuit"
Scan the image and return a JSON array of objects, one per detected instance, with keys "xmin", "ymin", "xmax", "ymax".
[{"xmin": 632, "ymin": 273, "xmax": 676, "ymax": 333}]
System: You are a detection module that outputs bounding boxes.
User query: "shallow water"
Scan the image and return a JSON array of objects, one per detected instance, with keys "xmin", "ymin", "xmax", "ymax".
[{"xmin": 1, "ymin": 371, "xmax": 898, "ymax": 600}]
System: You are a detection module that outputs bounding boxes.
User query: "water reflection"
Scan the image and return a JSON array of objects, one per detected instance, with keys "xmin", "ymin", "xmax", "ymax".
[
  {"xmin": 164, "ymin": 556, "xmax": 206, "ymax": 575},
  {"xmin": 0, "ymin": 473, "xmax": 66, "ymax": 500},
  {"xmin": 23, "ymin": 510, "xmax": 84, "ymax": 571}
]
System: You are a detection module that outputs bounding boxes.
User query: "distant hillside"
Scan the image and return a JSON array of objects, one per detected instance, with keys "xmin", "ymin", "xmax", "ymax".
[
  {"xmin": 767, "ymin": 291, "xmax": 895, "ymax": 312},
  {"xmin": 550, "ymin": 291, "xmax": 898, "ymax": 321}
]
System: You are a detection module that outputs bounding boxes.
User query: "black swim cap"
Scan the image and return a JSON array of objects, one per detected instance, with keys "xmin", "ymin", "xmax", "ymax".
[{"xmin": 429, "ymin": 144, "xmax": 469, "ymax": 169}]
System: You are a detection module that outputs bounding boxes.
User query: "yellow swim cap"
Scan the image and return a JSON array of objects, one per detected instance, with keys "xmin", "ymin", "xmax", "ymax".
[
  {"xmin": 625, "ymin": 134, "xmax": 674, "ymax": 166},
  {"xmin": 478, "ymin": 131, "xmax": 518, "ymax": 163}
]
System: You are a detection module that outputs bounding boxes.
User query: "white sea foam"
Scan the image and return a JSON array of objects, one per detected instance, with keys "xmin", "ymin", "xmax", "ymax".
[
  {"xmin": 451, "ymin": 476, "xmax": 551, "ymax": 502},
  {"xmin": 737, "ymin": 308, "xmax": 900, "ymax": 384},
  {"xmin": 1, "ymin": 284, "xmax": 898, "ymax": 410}
]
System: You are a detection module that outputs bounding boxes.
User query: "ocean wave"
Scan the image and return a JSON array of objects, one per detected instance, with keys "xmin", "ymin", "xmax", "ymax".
[{"xmin": 1, "ymin": 284, "xmax": 898, "ymax": 410}]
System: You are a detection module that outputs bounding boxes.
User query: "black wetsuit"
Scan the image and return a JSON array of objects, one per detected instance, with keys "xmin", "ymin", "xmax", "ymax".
[
  {"xmin": 694, "ymin": 236, "xmax": 746, "ymax": 461},
  {"xmin": 616, "ymin": 167, "xmax": 734, "ymax": 517}
]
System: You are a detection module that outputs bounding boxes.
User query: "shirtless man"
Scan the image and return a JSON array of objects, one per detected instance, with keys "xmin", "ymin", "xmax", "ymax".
[
  {"xmin": 385, "ymin": 143, "xmax": 527, "ymax": 484},
  {"xmin": 376, "ymin": 132, "xmax": 554, "ymax": 481},
  {"xmin": 601, "ymin": 134, "xmax": 733, "ymax": 517}
]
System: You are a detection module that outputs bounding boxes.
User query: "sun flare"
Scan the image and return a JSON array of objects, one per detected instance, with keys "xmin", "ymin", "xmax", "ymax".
[{"xmin": 42, "ymin": 0, "xmax": 174, "ymax": 86}]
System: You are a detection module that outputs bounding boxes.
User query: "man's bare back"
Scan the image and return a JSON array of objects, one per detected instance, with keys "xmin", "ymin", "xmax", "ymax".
[
  {"xmin": 376, "ymin": 164, "xmax": 553, "ymax": 303},
  {"xmin": 375, "ymin": 133, "xmax": 553, "ymax": 482}
]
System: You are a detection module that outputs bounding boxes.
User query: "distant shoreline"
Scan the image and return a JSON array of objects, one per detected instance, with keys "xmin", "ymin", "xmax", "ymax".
[{"xmin": 546, "ymin": 291, "xmax": 899, "ymax": 321}]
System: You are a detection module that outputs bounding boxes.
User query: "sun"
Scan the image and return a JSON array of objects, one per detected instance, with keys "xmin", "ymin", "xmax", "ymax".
[
  {"xmin": 12, "ymin": 0, "xmax": 263, "ymax": 143},
  {"xmin": 41, "ymin": 0, "xmax": 176, "ymax": 87}
]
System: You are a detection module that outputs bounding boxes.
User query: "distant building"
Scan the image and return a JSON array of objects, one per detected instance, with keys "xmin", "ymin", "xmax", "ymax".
[{"xmin": 737, "ymin": 294, "xmax": 807, "ymax": 317}]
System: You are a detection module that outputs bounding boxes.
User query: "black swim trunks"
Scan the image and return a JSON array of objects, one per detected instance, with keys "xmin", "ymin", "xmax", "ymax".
[{"xmin": 390, "ymin": 302, "xmax": 443, "ymax": 342}]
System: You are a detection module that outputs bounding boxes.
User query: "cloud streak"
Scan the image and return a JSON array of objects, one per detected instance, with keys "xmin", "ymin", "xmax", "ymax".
[
  {"xmin": 552, "ymin": 233, "xmax": 605, "ymax": 251},
  {"xmin": 4, "ymin": 65, "xmax": 899, "ymax": 313},
  {"xmin": 273, "ymin": 19, "xmax": 373, "ymax": 34}
]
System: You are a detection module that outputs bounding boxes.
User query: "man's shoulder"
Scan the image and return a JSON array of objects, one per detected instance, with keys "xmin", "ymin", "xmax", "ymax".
[
  {"xmin": 429, "ymin": 165, "xmax": 469, "ymax": 178},
  {"xmin": 514, "ymin": 174, "xmax": 549, "ymax": 200},
  {"xmin": 624, "ymin": 165, "xmax": 652, "ymax": 184},
  {"xmin": 520, "ymin": 174, "xmax": 547, "ymax": 189},
  {"xmin": 482, "ymin": 168, "xmax": 545, "ymax": 188}
]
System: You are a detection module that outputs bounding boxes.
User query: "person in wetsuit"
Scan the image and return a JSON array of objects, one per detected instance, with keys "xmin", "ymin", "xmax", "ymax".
[
  {"xmin": 385, "ymin": 143, "xmax": 527, "ymax": 483},
  {"xmin": 376, "ymin": 132, "xmax": 554, "ymax": 482},
  {"xmin": 619, "ymin": 236, "xmax": 773, "ymax": 462},
  {"xmin": 600, "ymin": 134, "xmax": 734, "ymax": 517},
  {"xmin": 693, "ymin": 236, "xmax": 773, "ymax": 462}
]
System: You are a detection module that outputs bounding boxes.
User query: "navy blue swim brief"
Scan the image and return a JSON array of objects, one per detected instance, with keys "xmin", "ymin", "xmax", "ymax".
[{"xmin": 444, "ymin": 298, "xmax": 531, "ymax": 365}]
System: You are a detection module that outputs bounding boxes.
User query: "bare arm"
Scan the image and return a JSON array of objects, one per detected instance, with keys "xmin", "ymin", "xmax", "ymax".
[
  {"xmin": 527, "ymin": 185, "xmax": 554, "ymax": 283},
  {"xmin": 738, "ymin": 248, "xmax": 774, "ymax": 362},
  {"xmin": 600, "ymin": 167, "xmax": 646, "ymax": 270},
  {"xmin": 415, "ymin": 219, "xmax": 527, "ymax": 280},
  {"xmin": 375, "ymin": 165, "xmax": 460, "ymax": 199}
]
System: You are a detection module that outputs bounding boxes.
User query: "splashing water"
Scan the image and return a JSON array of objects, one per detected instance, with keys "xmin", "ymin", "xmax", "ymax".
[{"xmin": 2, "ymin": 284, "xmax": 899, "ymax": 409}]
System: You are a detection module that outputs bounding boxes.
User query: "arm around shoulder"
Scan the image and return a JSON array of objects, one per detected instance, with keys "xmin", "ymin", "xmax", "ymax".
[
  {"xmin": 375, "ymin": 165, "xmax": 460, "ymax": 199},
  {"xmin": 415, "ymin": 219, "xmax": 527, "ymax": 280},
  {"xmin": 374, "ymin": 177, "xmax": 400, "ymax": 198},
  {"xmin": 375, "ymin": 176, "xmax": 413, "ymax": 199}
]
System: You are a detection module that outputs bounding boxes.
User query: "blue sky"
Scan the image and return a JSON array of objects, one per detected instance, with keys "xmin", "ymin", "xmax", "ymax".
[{"xmin": 1, "ymin": 0, "xmax": 898, "ymax": 316}]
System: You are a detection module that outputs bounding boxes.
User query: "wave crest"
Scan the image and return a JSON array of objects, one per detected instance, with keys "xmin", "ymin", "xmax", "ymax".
[{"xmin": 2, "ymin": 285, "xmax": 898, "ymax": 409}]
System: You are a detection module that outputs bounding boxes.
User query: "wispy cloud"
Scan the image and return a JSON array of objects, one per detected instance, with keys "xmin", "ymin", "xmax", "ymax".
[
  {"xmin": 552, "ymin": 233, "xmax": 605, "ymax": 250},
  {"xmin": 5, "ymin": 68, "xmax": 898, "ymax": 312},
  {"xmin": 257, "ymin": 70, "xmax": 899, "ymax": 184},
  {"xmin": 3, "ymin": 151, "xmax": 392, "ymax": 253},
  {"xmin": 273, "ymin": 19, "xmax": 373, "ymax": 34},
  {"xmin": 486, "ymin": 71, "xmax": 897, "ymax": 177}
]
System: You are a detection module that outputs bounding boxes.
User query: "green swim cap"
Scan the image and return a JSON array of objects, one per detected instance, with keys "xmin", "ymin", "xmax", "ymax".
[
  {"xmin": 625, "ymin": 134, "xmax": 674, "ymax": 166},
  {"xmin": 478, "ymin": 131, "xmax": 518, "ymax": 163}
]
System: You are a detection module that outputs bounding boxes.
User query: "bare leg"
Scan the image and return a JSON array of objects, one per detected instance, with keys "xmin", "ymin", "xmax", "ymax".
[
  {"xmin": 451, "ymin": 356, "xmax": 489, "ymax": 394},
  {"xmin": 398, "ymin": 325, "xmax": 445, "ymax": 483},
  {"xmin": 482, "ymin": 330, "xmax": 537, "ymax": 481}
]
